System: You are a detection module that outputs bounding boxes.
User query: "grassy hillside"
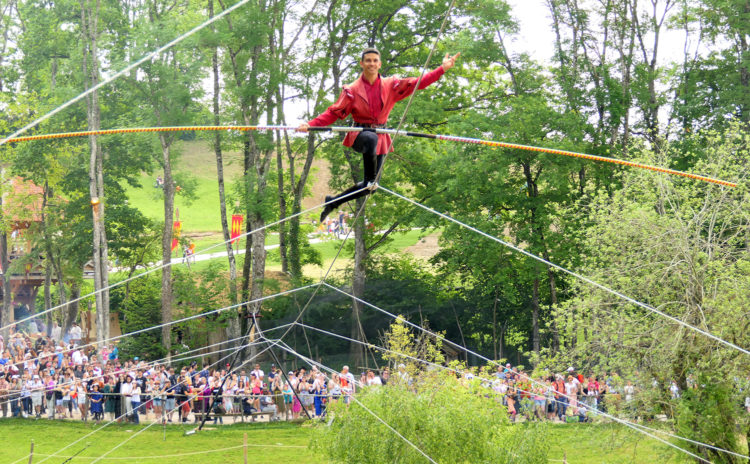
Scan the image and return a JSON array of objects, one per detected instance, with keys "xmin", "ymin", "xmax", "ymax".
[{"xmin": 122, "ymin": 140, "xmax": 435, "ymax": 276}]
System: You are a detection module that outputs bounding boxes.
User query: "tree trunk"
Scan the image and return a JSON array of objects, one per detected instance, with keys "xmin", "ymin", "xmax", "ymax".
[
  {"xmin": 209, "ymin": 0, "xmax": 240, "ymax": 348},
  {"xmin": 0, "ymin": 221, "xmax": 11, "ymax": 339},
  {"xmin": 288, "ymin": 133, "xmax": 316, "ymax": 280},
  {"xmin": 159, "ymin": 137, "xmax": 175, "ymax": 362},
  {"xmin": 349, "ymin": 199, "xmax": 367, "ymax": 368},
  {"xmin": 275, "ymin": 132, "xmax": 288, "ymax": 274},
  {"xmin": 44, "ymin": 262, "xmax": 52, "ymax": 336},
  {"xmin": 492, "ymin": 290, "xmax": 498, "ymax": 360},
  {"xmin": 65, "ymin": 283, "xmax": 80, "ymax": 340},
  {"xmin": 547, "ymin": 264, "xmax": 560, "ymax": 353},
  {"xmin": 531, "ymin": 277, "xmax": 541, "ymax": 356},
  {"xmin": 82, "ymin": 0, "xmax": 110, "ymax": 348}
]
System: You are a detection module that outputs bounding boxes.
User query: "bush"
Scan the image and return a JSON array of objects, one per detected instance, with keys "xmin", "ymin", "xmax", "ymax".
[{"xmin": 312, "ymin": 372, "xmax": 548, "ymax": 464}]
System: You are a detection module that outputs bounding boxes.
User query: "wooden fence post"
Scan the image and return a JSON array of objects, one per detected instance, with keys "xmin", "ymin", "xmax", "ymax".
[{"xmin": 243, "ymin": 432, "xmax": 248, "ymax": 464}]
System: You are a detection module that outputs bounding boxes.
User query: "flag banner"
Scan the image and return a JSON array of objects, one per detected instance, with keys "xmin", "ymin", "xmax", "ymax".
[
  {"xmin": 231, "ymin": 215, "xmax": 243, "ymax": 244},
  {"xmin": 171, "ymin": 220, "xmax": 182, "ymax": 251}
]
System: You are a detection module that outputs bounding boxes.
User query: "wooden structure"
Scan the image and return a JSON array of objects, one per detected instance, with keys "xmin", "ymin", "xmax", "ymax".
[{"xmin": 0, "ymin": 178, "xmax": 47, "ymax": 318}]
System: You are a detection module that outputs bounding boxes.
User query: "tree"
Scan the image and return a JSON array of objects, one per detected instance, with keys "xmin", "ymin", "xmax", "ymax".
[
  {"xmin": 81, "ymin": 0, "xmax": 112, "ymax": 350},
  {"xmin": 122, "ymin": 0, "xmax": 205, "ymax": 361},
  {"xmin": 548, "ymin": 124, "xmax": 750, "ymax": 459}
]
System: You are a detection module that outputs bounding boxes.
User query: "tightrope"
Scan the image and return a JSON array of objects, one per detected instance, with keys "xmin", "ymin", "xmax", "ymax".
[{"xmin": 1, "ymin": 125, "xmax": 735, "ymax": 187}]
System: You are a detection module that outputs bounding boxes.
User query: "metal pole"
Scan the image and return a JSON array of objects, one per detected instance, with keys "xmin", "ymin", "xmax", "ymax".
[
  {"xmin": 266, "ymin": 343, "xmax": 312, "ymax": 420},
  {"xmin": 198, "ymin": 313, "xmax": 254, "ymax": 431}
]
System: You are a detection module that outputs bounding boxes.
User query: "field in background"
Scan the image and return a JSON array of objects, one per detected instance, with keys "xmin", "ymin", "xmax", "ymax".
[{"xmin": 121, "ymin": 139, "xmax": 438, "ymax": 277}]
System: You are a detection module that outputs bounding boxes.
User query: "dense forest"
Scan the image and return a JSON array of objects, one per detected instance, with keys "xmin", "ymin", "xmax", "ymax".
[{"xmin": 0, "ymin": 0, "xmax": 749, "ymax": 451}]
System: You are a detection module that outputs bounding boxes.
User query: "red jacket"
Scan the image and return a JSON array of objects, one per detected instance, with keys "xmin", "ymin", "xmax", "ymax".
[{"xmin": 308, "ymin": 67, "xmax": 444, "ymax": 155}]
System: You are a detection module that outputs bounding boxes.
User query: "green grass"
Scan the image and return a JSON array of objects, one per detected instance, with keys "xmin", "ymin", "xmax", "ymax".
[
  {"xmin": 123, "ymin": 139, "xmax": 245, "ymax": 233},
  {"xmin": 120, "ymin": 139, "xmax": 436, "ymax": 280},
  {"xmin": 545, "ymin": 423, "xmax": 690, "ymax": 463},
  {"xmin": 0, "ymin": 419, "xmax": 319, "ymax": 464},
  {"xmin": 0, "ymin": 419, "xmax": 696, "ymax": 463}
]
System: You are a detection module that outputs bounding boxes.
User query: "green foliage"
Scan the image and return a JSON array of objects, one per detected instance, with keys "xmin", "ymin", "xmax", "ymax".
[
  {"xmin": 676, "ymin": 375, "xmax": 745, "ymax": 464},
  {"xmin": 112, "ymin": 276, "xmax": 166, "ymax": 361},
  {"xmin": 312, "ymin": 374, "xmax": 548, "ymax": 464}
]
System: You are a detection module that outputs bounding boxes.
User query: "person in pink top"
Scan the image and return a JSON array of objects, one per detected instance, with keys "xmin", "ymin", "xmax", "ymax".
[{"xmin": 298, "ymin": 47, "xmax": 460, "ymax": 221}]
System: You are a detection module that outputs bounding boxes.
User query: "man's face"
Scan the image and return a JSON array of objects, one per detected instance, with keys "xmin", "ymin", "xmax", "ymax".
[{"xmin": 359, "ymin": 53, "xmax": 381, "ymax": 75}]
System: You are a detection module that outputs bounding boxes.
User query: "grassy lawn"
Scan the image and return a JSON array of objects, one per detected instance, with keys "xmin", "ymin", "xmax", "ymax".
[
  {"xmin": 0, "ymin": 419, "xmax": 695, "ymax": 463},
  {"xmin": 123, "ymin": 139, "xmax": 247, "ymax": 233},
  {"xmin": 0, "ymin": 419, "xmax": 318, "ymax": 464},
  {"xmin": 544, "ymin": 423, "xmax": 691, "ymax": 463}
]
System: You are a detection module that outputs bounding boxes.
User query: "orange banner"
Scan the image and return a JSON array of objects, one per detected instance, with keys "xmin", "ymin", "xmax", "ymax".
[
  {"xmin": 171, "ymin": 221, "xmax": 182, "ymax": 251},
  {"xmin": 231, "ymin": 215, "xmax": 243, "ymax": 244}
]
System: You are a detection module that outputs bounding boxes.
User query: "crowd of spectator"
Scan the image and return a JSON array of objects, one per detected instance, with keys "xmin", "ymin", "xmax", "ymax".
[
  {"xmin": 2, "ymin": 326, "xmax": 748, "ymax": 426},
  {"xmin": 0, "ymin": 327, "xmax": 370, "ymax": 424}
]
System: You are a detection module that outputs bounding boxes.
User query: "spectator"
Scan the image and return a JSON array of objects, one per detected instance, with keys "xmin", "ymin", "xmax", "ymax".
[
  {"xmin": 90, "ymin": 384, "xmax": 104, "ymax": 423},
  {"xmin": 69, "ymin": 323, "xmax": 82, "ymax": 346},
  {"xmin": 250, "ymin": 363, "xmax": 265, "ymax": 381},
  {"xmin": 259, "ymin": 390, "xmax": 279, "ymax": 421}
]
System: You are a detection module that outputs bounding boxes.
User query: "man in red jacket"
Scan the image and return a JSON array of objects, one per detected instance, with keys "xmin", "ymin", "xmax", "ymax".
[{"xmin": 298, "ymin": 47, "xmax": 460, "ymax": 222}]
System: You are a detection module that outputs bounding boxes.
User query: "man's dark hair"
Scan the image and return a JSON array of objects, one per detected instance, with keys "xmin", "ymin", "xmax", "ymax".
[{"xmin": 361, "ymin": 47, "xmax": 380, "ymax": 60}]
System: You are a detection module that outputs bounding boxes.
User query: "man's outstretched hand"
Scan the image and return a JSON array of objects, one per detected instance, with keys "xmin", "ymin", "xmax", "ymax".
[
  {"xmin": 442, "ymin": 52, "xmax": 460, "ymax": 71},
  {"xmin": 296, "ymin": 123, "xmax": 310, "ymax": 132}
]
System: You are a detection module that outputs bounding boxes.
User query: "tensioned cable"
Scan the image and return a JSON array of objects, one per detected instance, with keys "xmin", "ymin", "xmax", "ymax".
[
  {"xmin": 37, "ymin": 338, "xmax": 273, "ymax": 464},
  {"xmin": 33, "ymin": 443, "xmax": 306, "ymax": 460},
  {"xmin": 0, "ymin": 0, "xmax": 256, "ymax": 147},
  {"xmin": 0, "ymin": 324, "xmax": 295, "ymax": 405},
  {"xmin": 42, "ymin": 329, "xmax": 287, "ymax": 463},
  {"xmin": 378, "ymin": 185, "xmax": 750, "ymax": 356},
  {"xmin": 286, "ymin": 320, "xmax": 716, "ymax": 459},
  {"xmin": 312, "ymin": 287, "xmax": 738, "ymax": 461},
  {"xmin": 3, "ymin": 125, "xmax": 736, "ymax": 188},
  {"xmin": 0, "ymin": 339, "xmax": 263, "ymax": 407},
  {"xmin": 266, "ymin": 337, "xmax": 439, "ymax": 464},
  {"xmin": 4, "ymin": 284, "xmax": 315, "ymax": 370},
  {"xmin": 0, "ymin": 189, "xmax": 346, "ymax": 332},
  {"xmin": 86, "ymin": 342, "xmax": 278, "ymax": 464},
  {"xmin": 375, "ymin": 0, "xmax": 458, "ymax": 185},
  {"xmin": 269, "ymin": 0, "xmax": 461, "ymax": 366}
]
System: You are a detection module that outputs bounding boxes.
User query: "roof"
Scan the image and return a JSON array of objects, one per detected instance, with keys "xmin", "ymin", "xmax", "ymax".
[{"xmin": 3, "ymin": 177, "xmax": 45, "ymax": 226}]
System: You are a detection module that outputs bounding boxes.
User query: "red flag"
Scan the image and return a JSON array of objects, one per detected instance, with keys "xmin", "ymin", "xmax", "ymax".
[
  {"xmin": 231, "ymin": 215, "xmax": 243, "ymax": 244},
  {"xmin": 171, "ymin": 221, "xmax": 182, "ymax": 252}
]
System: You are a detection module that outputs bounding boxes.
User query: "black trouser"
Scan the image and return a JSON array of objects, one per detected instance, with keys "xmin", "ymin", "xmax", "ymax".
[{"xmin": 328, "ymin": 131, "xmax": 383, "ymax": 209}]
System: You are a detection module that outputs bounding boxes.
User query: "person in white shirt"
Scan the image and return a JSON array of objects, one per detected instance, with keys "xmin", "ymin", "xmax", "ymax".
[
  {"xmin": 366, "ymin": 370, "xmax": 382, "ymax": 386},
  {"xmin": 51, "ymin": 323, "xmax": 62, "ymax": 342},
  {"xmin": 340, "ymin": 365, "xmax": 355, "ymax": 403},
  {"xmin": 121, "ymin": 376, "xmax": 134, "ymax": 420},
  {"xmin": 250, "ymin": 363, "xmax": 264, "ymax": 381},
  {"xmin": 31, "ymin": 375, "xmax": 44, "ymax": 418},
  {"xmin": 129, "ymin": 380, "xmax": 141, "ymax": 424},
  {"xmin": 69, "ymin": 323, "xmax": 82, "ymax": 345},
  {"xmin": 71, "ymin": 350, "xmax": 83, "ymax": 366}
]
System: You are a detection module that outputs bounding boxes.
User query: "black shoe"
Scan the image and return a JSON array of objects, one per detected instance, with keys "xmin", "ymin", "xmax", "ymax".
[{"xmin": 320, "ymin": 196, "xmax": 335, "ymax": 222}]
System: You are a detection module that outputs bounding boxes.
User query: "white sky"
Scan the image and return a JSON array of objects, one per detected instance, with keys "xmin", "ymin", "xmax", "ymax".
[{"xmin": 506, "ymin": 0, "xmax": 688, "ymax": 65}]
